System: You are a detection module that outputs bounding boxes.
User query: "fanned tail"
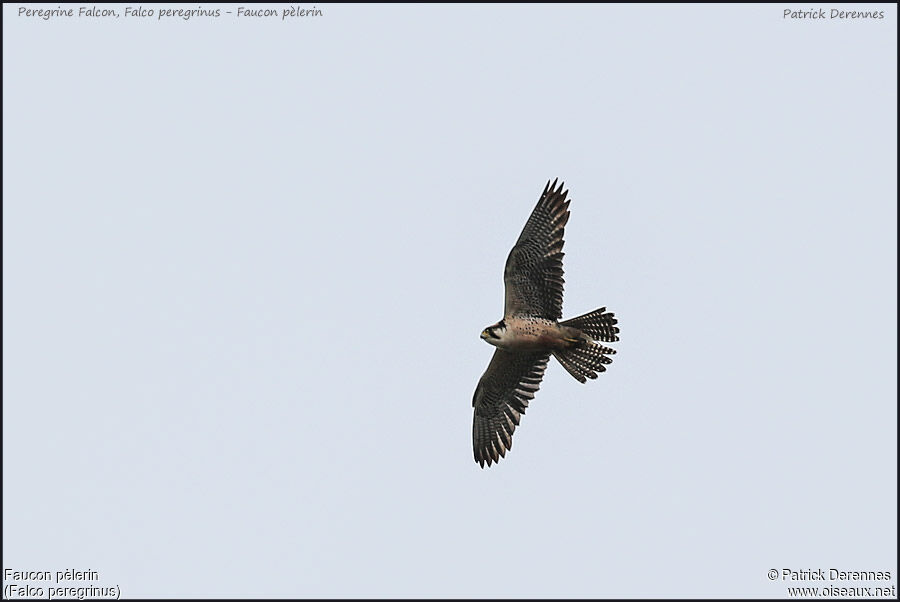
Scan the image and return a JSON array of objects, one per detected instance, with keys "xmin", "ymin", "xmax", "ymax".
[{"xmin": 554, "ymin": 307, "xmax": 619, "ymax": 383}]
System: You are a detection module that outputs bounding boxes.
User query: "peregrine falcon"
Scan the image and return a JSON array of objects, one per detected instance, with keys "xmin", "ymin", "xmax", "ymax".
[{"xmin": 473, "ymin": 179, "xmax": 620, "ymax": 468}]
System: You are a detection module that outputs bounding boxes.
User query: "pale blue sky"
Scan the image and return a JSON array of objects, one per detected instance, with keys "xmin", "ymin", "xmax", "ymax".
[{"xmin": 3, "ymin": 3, "xmax": 897, "ymax": 598}]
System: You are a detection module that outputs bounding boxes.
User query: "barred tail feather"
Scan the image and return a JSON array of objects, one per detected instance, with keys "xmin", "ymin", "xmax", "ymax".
[
  {"xmin": 552, "ymin": 342, "xmax": 615, "ymax": 384},
  {"xmin": 561, "ymin": 307, "xmax": 619, "ymax": 342}
]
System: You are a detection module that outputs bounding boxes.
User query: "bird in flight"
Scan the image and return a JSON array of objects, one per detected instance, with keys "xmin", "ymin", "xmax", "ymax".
[{"xmin": 473, "ymin": 179, "xmax": 619, "ymax": 468}]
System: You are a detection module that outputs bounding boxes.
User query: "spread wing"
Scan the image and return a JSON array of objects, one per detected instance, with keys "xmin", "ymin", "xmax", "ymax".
[
  {"xmin": 472, "ymin": 349, "xmax": 551, "ymax": 468},
  {"xmin": 503, "ymin": 178, "xmax": 571, "ymax": 320}
]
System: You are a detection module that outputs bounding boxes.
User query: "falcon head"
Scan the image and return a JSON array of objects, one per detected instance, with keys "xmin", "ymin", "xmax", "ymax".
[{"xmin": 480, "ymin": 320, "xmax": 507, "ymax": 346}]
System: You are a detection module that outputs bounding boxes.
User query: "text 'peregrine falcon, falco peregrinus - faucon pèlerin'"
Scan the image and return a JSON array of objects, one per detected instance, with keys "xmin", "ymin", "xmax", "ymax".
[{"xmin": 472, "ymin": 179, "xmax": 620, "ymax": 468}]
